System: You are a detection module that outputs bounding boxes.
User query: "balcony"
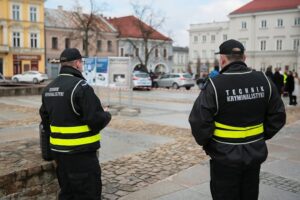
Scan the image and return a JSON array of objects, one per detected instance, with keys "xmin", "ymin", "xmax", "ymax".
[{"xmin": 0, "ymin": 45, "xmax": 9, "ymax": 53}]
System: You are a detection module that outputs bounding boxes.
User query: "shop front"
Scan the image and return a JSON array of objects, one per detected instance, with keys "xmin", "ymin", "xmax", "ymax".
[{"xmin": 12, "ymin": 54, "xmax": 41, "ymax": 75}]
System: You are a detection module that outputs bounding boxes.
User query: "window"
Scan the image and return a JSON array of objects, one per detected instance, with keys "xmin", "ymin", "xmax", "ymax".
[
  {"xmin": 295, "ymin": 17, "xmax": 300, "ymax": 26},
  {"xmin": 120, "ymin": 48, "xmax": 124, "ymax": 56},
  {"xmin": 211, "ymin": 35, "xmax": 215, "ymax": 42},
  {"xmin": 260, "ymin": 40, "xmax": 266, "ymax": 51},
  {"xmin": 12, "ymin": 5, "xmax": 20, "ymax": 20},
  {"xmin": 211, "ymin": 50, "xmax": 215, "ymax": 58},
  {"xmin": 294, "ymin": 39, "xmax": 300, "ymax": 50},
  {"xmin": 155, "ymin": 48, "xmax": 159, "ymax": 57},
  {"xmin": 276, "ymin": 40, "xmax": 282, "ymax": 51},
  {"xmin": 277, "ymin": 19, "xmax": 283, "ymax": 27},
  {"xmin": 193, "ymin": 50, "xmax": 198, "ymax": 59},
  {"xmin": 52, "ymin": 37, "xmax": 58, "ymax": 49},
  {"xmin": 163, "ymin": 49, "xmax": 167, "ymax": 58},
  {"xmin": 97, "ymin": 40, "xmax": 102, "ymax": 51},
  {"xmin": 107, "ymin": 40, "xmax": 112, "ymax": 52},
  {"xmin": 30, "ymin": 33, "xmax": 37, "ymax": 48},
  {"xmin": 135, "ymin": 48, "xmax": 139, "ymax": 57},
  {"xmin": 13, "ymin": 32, "xmax": 20, "ymax": 47},
  {"xmin": 202, "ymin": 35, "xmax": 206, "ymax": 42},
  {"xmin": 65, "ymin": 38, "xmax": 70, "ymax": 49},
  {"xmin": 261, "ymin": 20, "xmax": 267, "ymax": 28},
  {"xmin": 241, "ymin": 21, "xmax": 247, "ymax": 29},
  {"xmin": 223, "ymin": 34, "xmax": 227, "ymax": 41},
  {"xmin": 30, "ymin": 6, "xmax": 37, "ymax": 22},
  {"xmin": 194, "ymin": 36, "xmax": 198, "ymax": 43},
  {"xmin": 202, "ymin": 50, "xmax": 206, "ymax": 58}
]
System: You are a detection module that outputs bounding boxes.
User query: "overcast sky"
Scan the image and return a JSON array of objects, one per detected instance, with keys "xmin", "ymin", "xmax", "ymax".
[{"xmin": 45, "ymin": 0, "xmax": 251, "ymax": 47}]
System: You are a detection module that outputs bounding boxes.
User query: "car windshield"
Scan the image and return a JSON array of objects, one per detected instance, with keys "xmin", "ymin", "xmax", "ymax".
[
  {"xmin": 134, "ymin": 73, "xmax": 149, "ymax": 78},
  {"xmin": 183, "ymin": 74, "xmax": 192, "ymax": 78}
]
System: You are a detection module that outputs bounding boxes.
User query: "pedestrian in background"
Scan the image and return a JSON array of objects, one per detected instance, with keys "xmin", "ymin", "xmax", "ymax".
[
  {"xmin": 265, "ymin": 65, "xmax": 274, "ymax": 82},
  {"xmin": 189, "ymin": 39, "xmax": 286, "ymax": 200},
  {"xmin": 285, "ymin": 71, "xmax": 297, "ymax": 106},
  {"xmin": 273, "ymin": 67, "xmax": 284, "ymax": 96},
  {"xmin": 40, "ymin": 48, "xmax": 111, "ymax": 200}
]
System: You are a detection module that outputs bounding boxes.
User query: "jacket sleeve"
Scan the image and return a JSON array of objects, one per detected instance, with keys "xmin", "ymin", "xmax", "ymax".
[
  {"xmin": 189, "ymin": 81, "xmax": 217, "ymax": 146},
  {"xmin": 75, "ymin": 82, "xmax": 111, "ymax": 134},
  {"xmin": 264, "ymin": 80, "xmax": 286, "ymax": 140},
  {"xmin": 39, "ymin": 97, "xmax": 51, "ymax": 132}
]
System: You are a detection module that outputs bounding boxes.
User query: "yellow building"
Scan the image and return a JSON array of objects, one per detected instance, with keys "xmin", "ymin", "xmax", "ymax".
[{"xmin": 0, "ymin": 0, "xmax": 45, "ymax": 78}]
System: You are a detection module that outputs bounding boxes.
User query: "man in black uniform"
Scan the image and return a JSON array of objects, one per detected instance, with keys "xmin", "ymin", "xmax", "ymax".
[
  {"xmin": 40, "ymin": 48, "xmax": 111, "ymax": 200},
  {"xmin": 189, "ymin": 39, "xmax": 286, "ymax": 200}
]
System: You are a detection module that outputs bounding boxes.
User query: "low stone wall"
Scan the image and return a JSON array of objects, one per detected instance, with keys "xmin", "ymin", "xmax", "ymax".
[
  {"xmin": 0, "ymin": 84, "xmax": 45, "ymax": 97},
  {"xmin": 0, "ymin": 140, "xmax": 58, "ymax": 199}
]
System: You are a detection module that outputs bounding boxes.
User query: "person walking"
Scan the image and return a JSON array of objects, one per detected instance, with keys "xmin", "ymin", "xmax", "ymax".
[
  {"xmin": 189, "ymin": 39, "xmax": 286, "ymax": 200},
  {"xmin": 285, "ymin": 71, "xmax": 297, "ymax": 106},
  {"xmin": 40, "ymin": 48, "xmax": 111, "ymax": 200},
  {"xmin": 273, "ymin": 67, "xmax": 284, "ymax": 96}
]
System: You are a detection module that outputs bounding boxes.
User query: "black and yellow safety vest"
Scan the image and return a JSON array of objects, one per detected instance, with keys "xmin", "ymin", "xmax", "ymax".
[
  {"xmin": 209, "ymin": 66, "xmax": 271, "ymax": 145},
  {"xmin": 42, "ymin": 67, "xmax": 101, "ymax": 153}
]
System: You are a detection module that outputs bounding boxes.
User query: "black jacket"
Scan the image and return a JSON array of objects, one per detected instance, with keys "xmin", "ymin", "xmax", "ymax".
[
  {"xmin": 285, "ymin": 74, "xmax": 295, "ymax": 93},
  {"xmin": 40, "ymin": 66, "xmax": 111, "ymax": 153},
  {"xmin": 189, "ymin": 61, "xmax": 286, "ymax": 166},
  {"xmin": 273, "ymin": 72, "xmax": 284, "ymax": 94}
]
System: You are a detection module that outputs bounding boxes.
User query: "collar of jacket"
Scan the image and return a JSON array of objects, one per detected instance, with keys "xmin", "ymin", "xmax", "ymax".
[
  {"xmin": 220, "ymin": 61, "xmax": 250, "ymax": 74},
  {"xmin": 59, "ymin": 65, "xmax": 86, "ymax": 80}
]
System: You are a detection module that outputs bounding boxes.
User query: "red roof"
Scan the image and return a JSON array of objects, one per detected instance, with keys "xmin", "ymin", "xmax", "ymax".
[
  {"xmin": 230, "ymin": 0, "xmax": 300, "ymax": 15},
  {"xmin": 108, "ymin": 15, "xmax": 172, "ymax": 41}
]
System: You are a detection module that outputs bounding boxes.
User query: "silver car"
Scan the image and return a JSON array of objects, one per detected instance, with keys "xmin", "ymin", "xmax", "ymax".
[
  {"xmin": 132, "ymin": 71, "xmax": 152, "ymax": 89},
  {"xmin": 153, "ymin": 73, "xmax": 194, "ymax": 90}
]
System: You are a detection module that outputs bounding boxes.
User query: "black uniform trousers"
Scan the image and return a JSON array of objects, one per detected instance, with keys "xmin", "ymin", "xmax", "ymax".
[
  {"xmin": 210, "ymin": 160, "xmax": 260, "ymax": 200},
  {"xmin": 54, "ymin": 151, "xmax": 101, "ymax": 200}
]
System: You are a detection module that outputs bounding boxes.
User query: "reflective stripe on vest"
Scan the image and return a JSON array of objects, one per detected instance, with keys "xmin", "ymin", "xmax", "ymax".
[
  {"xmin": 214, "ymin": 122, "xmax": 263, "ymax": 139},
  {"xmin": 50, "ymin": 125, "xmax": 90, "ymax": 133},
  {"xmin": 50, "ymin": 125, "xmax": 101, "ymax": 146},
  {"xmin": 50, "ymin": 134, "xmax": 101, "ymax": 146}
]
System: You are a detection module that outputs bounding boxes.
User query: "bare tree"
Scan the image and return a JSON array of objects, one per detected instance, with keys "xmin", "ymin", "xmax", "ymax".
[
  {"xmin": 67, "ymin": 0, "xmax": 106, "ymax": 56},
  {"xmin": 129, "ymin": 2, "xmax": 170, "ymax": 73}
]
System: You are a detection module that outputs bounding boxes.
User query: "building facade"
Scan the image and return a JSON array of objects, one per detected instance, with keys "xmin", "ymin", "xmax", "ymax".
[
  {"xmin": 0, "ymin": 0, "xmax": 45, "ymax": 77},
  {"xmin": 172, "ymin": 46, "xmax": 189, "ymax": 73},
  {"xmin": 109, "ymin": 16, "xmax": 173, "ymax": 74},
  {"xmin": 45, "ymin": 7, "xmax": 118, "ymax": 78},
  {"xmin": 189, "ymin": 0, "xmax": 300, "ymax": 73}
]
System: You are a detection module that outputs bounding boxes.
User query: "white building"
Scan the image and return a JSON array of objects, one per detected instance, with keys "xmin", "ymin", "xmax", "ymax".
[
  {"xmin": 172, "ymin": 46, "xmax": 189, "ymax": 73},
  {"xmin": 189, "ymin": 0, "xmax": 300, "ymax": 73}
]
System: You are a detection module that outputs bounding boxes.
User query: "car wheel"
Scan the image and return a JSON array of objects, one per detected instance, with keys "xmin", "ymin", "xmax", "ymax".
[
  {"xmin": 172, "ymin": 83, "xmax": 179, "ymax": 89},
  {"xmin": 185, "ymin": 86, "xmax": 191, "ymax": 90},
  {"xmin": 13, "ymin": 78, "xmax": 19, "ymax": 82},
  {"xmin": 153, "ymin": 82, "xmax": 158, "ymax": 88},
  {"xmin": 33, "ymin": 78, "xmax": 39, "ymax": 84}
]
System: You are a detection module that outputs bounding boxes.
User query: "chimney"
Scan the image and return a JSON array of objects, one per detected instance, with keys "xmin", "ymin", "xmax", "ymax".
[{"xmin": 58, "ymin": 5, "xmax": 63, "ymax": 10}]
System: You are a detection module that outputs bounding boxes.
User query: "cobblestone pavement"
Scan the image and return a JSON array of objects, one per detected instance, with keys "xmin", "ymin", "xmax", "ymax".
[
  {"xmin": 260, "ymin": 171, "xmax": 300, "ymax": 194},
  {"xmin": 1, "ymin": 101, "xmax": 300, "ymax": 199},
  {"xmin": 0, "ymin": 103, "xmax": 207, "ymax": 199}
]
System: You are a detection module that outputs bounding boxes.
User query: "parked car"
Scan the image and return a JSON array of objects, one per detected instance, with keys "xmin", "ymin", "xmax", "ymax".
[
  {"xmin": 0, "ymin": 73, "xmax": 5, "ymax": 82},
  {"xmin": 132, "ymin": 71, "xmax": 152, "ymax": 89},
  {"xmin": 153, "ymin": 73, "xmax": 195, "ymax": 90},
  {"xmin": 11, "ymin": 71, "xmax": 48, "ymax": 84}
]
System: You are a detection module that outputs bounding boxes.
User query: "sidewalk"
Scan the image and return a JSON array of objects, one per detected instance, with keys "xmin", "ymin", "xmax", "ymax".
[{"xmin": 120, "ymin": 119, "xmax": 300, "ymax": 200}]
